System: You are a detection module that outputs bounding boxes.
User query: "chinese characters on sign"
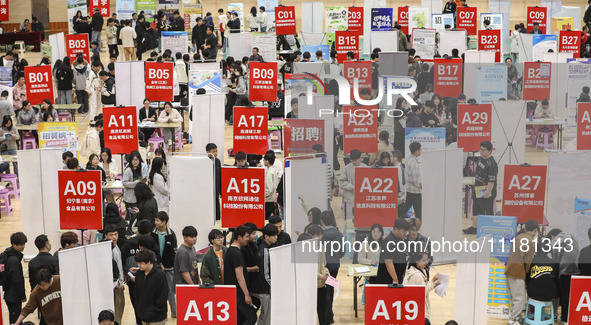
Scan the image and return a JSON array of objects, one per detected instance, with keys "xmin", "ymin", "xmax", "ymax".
[
  {"xmin": 502, "ymin": 165, "xmax": 547, "ymax": 224},
  {"xmin": 221, "ymin": 167, "xmax": 266, "ymax": 228},
  {"xmin": 335, "ymin": 31, "xmax": 359, "ymax": 62},
  {"xmin": 527, "ymin": 7, "xmax": 547, "ymax": 34},
  {"xmin": 559, "ymin": 30, "xmax": 581, "ymax": 58},
  {"xmin": 58, "ymin": 170, "xmax": 103, "ymax": 230},
  {"xmin": 284, "ymin": 119, "xmax": 324, "ymax": 156},
  {"xmin": 232, "ymin": 106, "xmax": 269, "ymax": 155},
  {"xmin": 0, "ymin": 0, "xmax": 9, "ymax": 21},
  {"xmin": 577, "ymin": 103, "xmax": 591, "ymax": 150},
  {"xmin": 144, "ymin": 62, "xmax": 173, "ymax": 101},
  {"xmin": 523, "ymin": 62, "xmax": 551, "ymax": 100},
  {"xmin": 434, "ymin": 58, "xmax": 463, "ymax": 98},
  {"xmin": 103, "ymin": 106, "xmax": 139, "ymax": 154},
  {"xmin": 371, "ymin": 8, "xmax": 393, "ymax": 30},
  {"xmin": 65, "ymin": 34, "xmax": 90, "ymax": 65},
  {"xmin": 248, "ymin": 62, "xmax": 277, "ymax": 102},
  {"xmin": 354, "ymin": 167, "xmax": 399, "ymax": 228},
  {"xmin": 89, "ymin": 0, "xmax": 110, "ymax": 17},
  {"xmin": 25, "ymin": 65, "xmax": 54, "ymax": 105},
  {"xmin": 457, "ymin": 104, "xmax": 492, "ymax": 152},
  {"xmin": 343, "ymin": 105, "xmax": 378, "ymax": 154},
  {"xmin": 274, "ymin": 6, "xmax": 296, "ymax": 35},
  {"xmin": 478, "ymin": 29, "xmax": 501, "ymax": 62}
]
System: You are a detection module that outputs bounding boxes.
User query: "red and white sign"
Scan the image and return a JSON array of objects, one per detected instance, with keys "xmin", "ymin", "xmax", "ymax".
[
  {"xmin": 478, "ymin": 29, "xmax": 501, "ymax": 62},
  {"xmin": 434, "ymin": 58, "xmax": 463, "ymax": 98},
  {"xmin": 502, "ymin": 164, "xmax": 547, "ymax": 224},
  {"xmin": 527, "ymin": 7, "xmax": 547, "ymax": 34},
  {"xmin": 348, "ymin": 7, "xmax": 364, "ymax": 35},
  {"xmin": 284, "ymin": 119, "xmax": 324, "ymax": 156},
  {"xmin": 335, "ymin": 31, "xmax": 359, "ymax": 62},
  {"xmin": 456, "ymin": 7, "xmax": 477, "ymax": 35},
  {"xmin": 89, "ymin": 0, "xmax": 110, "ymax": 17},
  {"xmin": 523, "ymin": 61, "xmax": 552, "ymax": 100},
  {"xmin": 65, "ymin": 34, "xmax": 90, "ymax": 66},
  {"xmin": 457, "ymin": 104, "xmax": 492, "ymax": 152},
  {"xmin": 232, "ymin": 106, "xmax": 268, "ymax": 155},
  {"xmin": 145, "ymin": 62, "xmax": 173, "ymax": 102},
  {"xmin": 0, "ymin": 0, "xmax": 9, "ymax": 21},
  {"xmin": 568, "ymin": 276, "xmax": 591, "ymax": 325},
  {"xmin": 221, "ymin": 167, "xmax": 265, "ymax": 228},
  {"xmin": 577, "ymin": 103, "xmax": 591, "ymax": 150},
  {"xmin": 176, "ymin": 285, "xmax": 237, "ymax": 324},
  {"xmin": 343, "ymin": 105, "xmax": 378, "ymax": 154},
  {"xmin": 25, "ymin": 65, "xmax": 54, "ymax": 105},
  {"xmin": 354, "ymin": 167, "xmax": 399, "ymax": 228},
  {"xmin": 365, "ymin": 285, "xmax": 425, "ymax": 325},
  {"xmin": 58, "ymin": 170, "xmax": 103, "ymax": 230},
  {"xmin": 559, "ymin": 30, "xmax": 581, "ymax": 58},
  {"xmin": 344, "ymin": 61, "xmax": 372, "ymax": 99},
  {"xmin": 275, "ymin": 6, "xmax": 296, "ymax": 35},
  {"xmin": 248, "ymin": 62, "xmax": 277, "ymax": 102},
  {"xmin": 397, "ymin": 7, "xmax": 409, "ymax": 35},
  {"xmin": 103, "ymin": 106, "xmax": 138, "ymax": 154}
]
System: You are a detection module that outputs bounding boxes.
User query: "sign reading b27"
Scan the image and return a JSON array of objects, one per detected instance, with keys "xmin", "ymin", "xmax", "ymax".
[
  {"xmin": 221, "ymin": 167, "xmax": 265, "ymax": 228},
  {"xmin": 176, "ymin": 285, "xmax": 236, "ymax": 324},
  {"xmin": 559, "ymin": 30, "xmax": 581, "ymax": 58},
  {"xmin": 58, "ymin": 170, "xmax": 103, "ymax": 230}
]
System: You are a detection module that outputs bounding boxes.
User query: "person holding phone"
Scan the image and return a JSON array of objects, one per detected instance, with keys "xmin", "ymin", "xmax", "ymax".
[
  {"xmin": 156, "ymin": 101, "xmax": 183, "ymax": 148},
  {"xmin": 122, "ymin": 150, "xmax": 148, "ymax": 212}
]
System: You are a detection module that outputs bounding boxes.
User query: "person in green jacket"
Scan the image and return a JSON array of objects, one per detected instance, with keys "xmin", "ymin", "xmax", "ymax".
[{"xmin": 200, "ymin": 229, "xmax": 227, "ymax": 284}]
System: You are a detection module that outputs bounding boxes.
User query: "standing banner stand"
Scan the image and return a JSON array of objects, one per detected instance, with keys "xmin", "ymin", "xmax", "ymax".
[
  {"xmin": 438, "ymin": 30, "xmax": 467, "ymax": 57},
  {"xmin": 228, "ymin": 33, "xmax": 252, "ymax": 60},
  {"xmin": 544, "ymin": 53, "xmax": 572, "ymax": 125},
  {"xmin": 18, "ymin": 149, "xmax": 63, "ymax": 259},
  {"xmin": 161, "ymin": 31, "xmax": 189, "ymax": 55},
  {"xmin": 370, "ymin": 30, "xmax": 398, "ymax": 52},
  {"xmin": 421, "ymin": 149, "xmax": 462, "ymax": 264},
  {"xmin": 300, "ymin": 33, "xmax": 326, "ymax": 46},
  {"xmin": 191, "ymin": 94, "xmax": 225, "ymax": 161},
  {"xmin": 269, "ymin": 241, "xmax": 317, "ymax": 325},
  {"xmin": 365, "ymin": 284, "xmax": 426, "ymax": 324},
  {"xmin": 176, "ymin": 285, "xmax": 237, "ymax": 323},
  {"xmin": 377, "ymin": 52, "xmax": 408, "ymax": 77},
  {"xmin": 115, "ymin": 61, "xmax": 145, "ymax": 107},
  {"xmin": 49, "ymin": 32, "xmax": 66, "ymax": 64},
  {"xmin": 60, "ymin": 242, "xmax": 114, "ymax": 325},
  {"xmin": 169, "ymin": 154, "xmax": 215, "ymax": 252},
  {"xmin": 301, "ymin": 3, "xmax": 324, "ymax": 33},
  {"xmin": 453, "ymin": 235, "xmax": 491, "ymax": 325},
  {"xmin": 464, "ymin": 51, "xmax": 496, "ymax": 102}
]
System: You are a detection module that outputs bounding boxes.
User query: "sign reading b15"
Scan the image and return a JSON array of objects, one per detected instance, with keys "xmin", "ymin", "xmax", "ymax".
[
  {"xmin": 365, "ymin": 284, "xmax": 425, "ymax": 325},
  {"xmin": 176, "ymin": 285, "xmax": 237, "ymax": 325},
  {"xmin": 58, "ymin": 170, "xmax": 103, "ymax": 230}
]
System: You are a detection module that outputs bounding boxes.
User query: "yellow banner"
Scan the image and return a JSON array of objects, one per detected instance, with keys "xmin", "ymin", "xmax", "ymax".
[
  {"xmin": 38, "ymin": 122, "xmax": 79, "ymax": 155},
  {"xmin": 551, "ymin": 17, "xmax": 575, "ymax": 33}
]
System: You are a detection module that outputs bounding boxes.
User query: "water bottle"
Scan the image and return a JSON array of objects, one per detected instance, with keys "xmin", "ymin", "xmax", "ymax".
[{"xmin": 529, "ymin": 112, "xmax": 533, "ymax": 121}]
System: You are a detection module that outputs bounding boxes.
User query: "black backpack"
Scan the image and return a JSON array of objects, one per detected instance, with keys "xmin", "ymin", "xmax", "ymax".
[{"xmin": 0, "ymin": 249, "xmax": 10, "ymax": 288}]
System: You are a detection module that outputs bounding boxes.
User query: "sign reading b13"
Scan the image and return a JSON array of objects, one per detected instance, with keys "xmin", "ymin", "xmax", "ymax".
[
  {"xmin": 221, "ymin": 167, "xmax": 265, "ymax": 229},
  {"xmin": 457, "ymin": 104, "xmax": 492, "ymax": 152},
  {"xmin": 365, "ymin": 284, "xmax": 425, "ymax": 325},
  {"xmin": 25, "ymin": 65, "xmax": 54, "ymax": 105},
  {"xmin": 58, "ymin": 170, "xmax": 103, "ymax": 230},
  {"xmin": 354, "ymin": 167, "xmax": 398, "ymax": 228},
  {"xmin": 248, "ymin": 62, "xmax": 277, "ymax": 102},
  {"xmin": 176, "ymin": 285, "xmax": 236, "ymax": 325},
  {"xmin": 65, "ymin": 34, "xmax": 90, "ymax": 64},
  {"xmin": 103, "ymin": 106, "xmax": 139, "ymax": 155},
  {"xmin": 145, "ymin": 62, "xmax": 173, "ymax": 102}
]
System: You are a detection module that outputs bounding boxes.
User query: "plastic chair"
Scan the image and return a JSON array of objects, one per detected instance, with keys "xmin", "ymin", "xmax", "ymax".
[
  {"xmin": 524, "ymin": 299, "xmax": 554, "ymax": 325},
  {"xmin": 14, "ymin": 41, "xmax": 25, "ymax": 56},
  {"xmin": 148, "ymin": 137, "xmax": 165, "ymax": 152},
  {"xmin": 1, "ymin": 174, "xmax": 19, "ymax": 198},
  {"xmin": 535, "ymin": 130, "xmax": 554, "ymax": 150},
  {"xmin": 174, "ymin": 129, "xmax": 183, "ymax": 151},
  {"xmin": 21, "ymin": 132, "xmax": 37, "ymax": 150},
  {"xmin": 267, "ymin": 129, "xmax": 282, "ymax": 151},
  {"xmin": 57, "ymin": 112, "xmax": 72, "ymax": 122},
  {"xmin": 0, "ymin": 188, "xmax": 12, "ymax": 215},
  {"xmin": 526, "ymin": 126, "xmax": 536, "ymax": 146}
]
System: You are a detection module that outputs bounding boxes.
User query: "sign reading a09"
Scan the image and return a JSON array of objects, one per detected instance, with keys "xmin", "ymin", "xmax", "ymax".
[
  {"xmin": 252, "ymin": 68, "xmax": 274, "ymax": 79},
  {"xmin": 28, "ymin": 72, "xmax": 50, "ymax": 83},
  {"xmin": 338, "ymin": 36, "xmax": 357, "ymax": 45},
  {"xmin": 462, "ymin": 111, "xmax": 488, "ymax": 124},
  {"xmin": 562, "ymin": 36, "xmax": 578, "ymax": 45},
  {"xmin": 371, "ymin": 299, "xmax": 419, "ymax": 321},
  {"xmin": 68, "ymin": 39, "xmax": 86, "ymax": 48},
  {"xmin": 148, "ymin": 68, "xmax": 170, "ymax": 79},
  {"xmin": 63, "ymin": 180, "xmax": 97, "ymax": 196},
  {"xmin": 349, "ymin": 10, "xmax": 361, "ymax": 20},
  {"xmin": 480, "ymin": 34, "xmax": 498, "ymax": 45},
  {"xmin": 458, "ymin": 11, "xmax": 474, "ymax": 19},
  {"xmin": 226, "ymin": 178, "xmax": 260, "ymax": 194},
  {"xmin": 529, "ymin": 11, "xmax": 545, "ymax": 19},
  {"xmin": 346, "ymin": 67, "xmax": 368, "ymax": 78}
]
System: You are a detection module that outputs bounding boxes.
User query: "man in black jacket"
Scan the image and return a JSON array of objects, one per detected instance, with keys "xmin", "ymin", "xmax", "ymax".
[
  {"xmin": 2, "ymin": 232, "xmax": 27, "ymax": 324},
  {"xmin": 151, "ymin": 212, "xmax": 177, "ymax": 318},
  {"xmin": 74, "ymin": 16, "xmax": 92, "ymax": 35},
  {"xmin": 268, "ymin": 215, "xmax": 291, "ymax": 247},
  {"xmin": 203, "ymin": 26, "xmax": 218, "ymax": 60},
  {"xmin": 99, "ymin": 71, "xmax": 116, "ymax": 105},
  {"xmin": 90, "ymin": 8, "xmax": 104, "ymax": 52},
  {"xmin": 169, "ymin": 10, "xmax": 185, "ymax": 31},
  {"xmin": 443, "ymin": 0, "xmax": 457, "ymax": 15},
  {"xmin": 254, "ymin": 224, "xmax": 278, "ymax": 325},
  {"xmin": 192, "ymin": 17, "xmax": 207, "ymax": 57},
  {"xmin": 135, "ymin": 15, "xmax": 147, "ymax": 61},
  {"xmin": 134, "ymin": 249, "xmax": 168, "ymax": 324},
  {"xmin": 419, "ymin": 100, "xmax": 440, "ymax": 127},
  {"xmin": 28, "ymin": 235, "xmax": 58, "ymax": 292},
  {"xmin": 206, "ymin": 143, "xmax": 222, "ymax": 220}
]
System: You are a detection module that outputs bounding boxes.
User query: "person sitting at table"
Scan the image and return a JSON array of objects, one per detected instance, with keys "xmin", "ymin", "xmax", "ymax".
[
  {"xmin": 41, "ymin": 112, "xmax": 54, "ymax": 122},
  {"xmin": 156, "ymin": 101, "xmax": 183, "ymax": 148},
  {"xmin": 0, "ymin": 115, "xmax": 19, "ymax": 174},
  {"xmin": 0, "ymin": 52, "xmax": 14, "ymax": 67},
  {"xmin": 86, "ymin": 153, "xmax": 107, "ymax": 182},
  {"xmin": 100, "ymin": 147, "xmax": 119, "ymax": 181},
  {"xmin": 533, "ymin": 99, "xmax": 558, "ymax": 137},
  {"xmin": 19, "ymin": 19, "xmax": 30, "ymax": 32},
  {"xmin": 139, "ymin": 98, "xmax": 157, "ymax": 141},
  {"xmin": 31, "ymin": 17, "xmax": 44, "ymax": 37},
  {"xmin": 17, "ymin": 100, "xmax": 35, "ymax": 125},
  {"xmin": 358, "ymin": 223, "xmax": 383, "ymax": 273},
  {"xmin": 40, "ymin": 99, "xmax": 57, "ymax": 121}
]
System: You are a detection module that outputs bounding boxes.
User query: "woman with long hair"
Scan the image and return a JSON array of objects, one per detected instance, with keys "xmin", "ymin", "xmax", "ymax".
[
  {"xmin": 369, "ymin": 130, "xmax": 395, "ymax": 165},
  {"xmin": 403, "ymin": 251, "xmax": 440, "ymax": 318},
  {"xmin": 40, "ymin": 99, "xmax": 57, "ymax": 121},
  {"xmin": 72, "ymin": 11, "xmax": 83, "ymax": 32},
  {"xmin": 122, "ymin": 150, "xmax": 148, "ymax": 211},
  {"xmin": 156, "ymin": 101, "xmax": 183, "ymax": 147},
  {"xmin": 56, "ymin": 57, "xmax": 74, "ymax": 104},
  {"xmin": 100, "ymin": 147, "xmax": 119, "ymax": 181},
  {"xmin": 86, "ymin": 153, "xmax": 107, "ymax": 182},
  {"xmin": 132, "ymin": 182, "xmax": 158, "ymax": 224},
  {"xmin": 432, "ymin": 93, "xmax": 445, "ymax": 121},
  {"xmin": 247, "ymin": 6, "xmax": 259, "ymax": 32},
  {"xmin": 153, "ymin": 147, "xmax": 168, "ymax": 175},
  {"xmin": 149, "ymin": 157, "xmax": 169, "ymax": 213},
  {"xmin": 375, "ymin": 151, "xmax": 394, "ymax": 167},
  {"xmin": 359, "ymin": 223, "xmax": 384, "ymax": 305}
]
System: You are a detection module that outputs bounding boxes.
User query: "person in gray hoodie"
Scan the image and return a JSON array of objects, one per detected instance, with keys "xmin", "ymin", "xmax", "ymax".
[{"xmin": 72, "ymin": 53, "xmax": 89, "ymax": 113}]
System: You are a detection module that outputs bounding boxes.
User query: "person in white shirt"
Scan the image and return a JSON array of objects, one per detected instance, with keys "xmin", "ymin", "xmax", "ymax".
[
  {"xmin": 259, "ymin": 7, "xmax": 268, "ymax": 32},
  {"xmin": 157, "ymin": 101, "xmax": 183, "ymax": 146},
  {"xmin": 86, "ymin": 61, "xmax": 102, "ymax": 121},
  {"xmin": 246, "ymin": 6, "xmax": 259, "ymax": 32},
  {"xmin": 264, "ymin": 152, "xmax": 281, "ymax": 219},
  {"xmin": 119, "ymin": 19, "xmax": 137, "ymax": 61},
  {"xmin": 218, "ymin": 9, "xmax": 229, "ymax": 54}
]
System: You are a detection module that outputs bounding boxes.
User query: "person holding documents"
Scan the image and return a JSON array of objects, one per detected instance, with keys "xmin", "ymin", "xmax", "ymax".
[
  {"xmin": 403, "ymin": 251, "xmax": 440, "ymax": 319},
  {"xmin": 464, "ymin": 140, "xmax": 498, "ymax": 234}
]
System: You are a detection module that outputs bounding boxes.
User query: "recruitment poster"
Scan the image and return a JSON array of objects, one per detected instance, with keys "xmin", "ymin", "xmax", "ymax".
[
  {"xmin": 431, "ymin": 13, "xmax": 454, "ymax": 32},
  {"xmin": 567, "ymin": 61, "xmax": 591, "ymax": 132},
  {"xmin": 457, "ymin": 103, "xmax": 492, "ymax": 152},
  {"xmin": 404, "ymin": 127, "xmax": 446, "ymax": 158},
  {"xmin": 354, "ymin": 167, "xmax": 399, "ymax": 228},
  {"xmin": 89, "ymin": 0, "xmax": 110, "ymax": 17},
  {"xmin": 408, "ymin": 7, "xmax": 430, "ymax": 29},
  {"xmin": 228, "ymin": 3, "xmax": 244, "ymax": 32},
  {"xmin": 532, "ymin": 35, "xmax": 556, "ymax": 62},
  {"xmin": 161, "ymin": 31, "xmax": 188, "ymax": 55},
  {"xmin": 371, "ymin": 8, "xmax": 393, "ymax": 31},
  {"xmin": 527, "ymin": 6, "xmax": 547, "ymax": 34},
  {"xmin": 573, "ymin": 198, "xmax": 591, "ymax": 250},
  {"xmin": 182, "ymin": 3, "xmax": 203, "ymax": 32},
  {"xmin": 411, "ymin": 28, "xmax": 436, "ymax": 60},
  {"xmin": 188, "ymin": 70, "xmax": 222, "ymax": 96},
  {"xmin": 39, "ymin": 122, "xmax": 79, "ymax": 156},
  {"xmin": 325, "ymin": 7, "xmax": 348, "ymax": 33},
  {"xmin": 476, "ymin": 65, "xmax": 507, "ymax": 103},
  {"xmin": 284, "ymin": 119, "xmax": 324, "ymax": 156},
  {"xmin": 135, "ymin": 0, "xmax": 157, "ymax": 21},
  {"xmin": 116, "ymin": 0, "xmax": 135, "ymax": 20},
  {"xmin": 251, "ymin": 32, "xmax": 277, "ymax": 62}
]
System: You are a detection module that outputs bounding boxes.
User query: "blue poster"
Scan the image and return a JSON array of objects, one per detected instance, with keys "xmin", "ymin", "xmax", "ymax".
[
  {"xmin": 532, "ymin": 34, "xmax": 557, "ymax": 61},
  {"xmin": 188, "ymin": 70, "xmax": 222, "ymax": 96},
  {"xmin": 302, "ymin": 45, "xmax": 330, "ymax": 62},
  {"xmin": 477, "ymin": 215, "xmax": 517, "ymax": 317},
  {"xmin": 116, "ymin": 0, "xmax": 136, "ymax": 20},
  {"xmin": 476, "ymin": 64, "xmax": 507, "ymax": 104},
  {"xmin": 371, "ymin": 8, "xmax": 393, "ymax": 31},
  {"xmin": 574, "ymin": 197, "xmax": 591, "ymax": 250},
  {"xmin": 404, "ymin": 127, "xmax": 446, "ymax": 158},
  {"xmin": 258, "ymin": 0, "xmax": 278, "ymax": 28}
]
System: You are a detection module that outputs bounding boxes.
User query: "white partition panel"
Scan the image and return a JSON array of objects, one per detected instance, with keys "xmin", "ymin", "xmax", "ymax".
[
  {"xmin": 49, "ymin": 33, "xmax": 66, "ymax": 64},
  {"xmin": 293, "ymin": 62, "xmax": 324, "ymax": 75},
  {"xmin": 293, "ymin": 241, "xmax": 318, "ymax": 325},
  {"xmin": 84, "ymin": 242, "xmax": 115, "ymax": 321},
  {"xmin": 169, "ymin": 155, "xmax": 215, "ymax": 251},
  {"xmin": 191, "ymin": 94, "xmax": 226, "ymax": 159},
  {"xmin": 228, "ymin": 33, "xmax": 252, "ymax": 61},
  {"xmin": 439, "ymin": 30, "xmax": 467, "ymax": 57},
  {"xmin": 516, "ymin": 33, "xmax": 533, "ymax": 62},
  {"xmin": 301, "ymin": 3, "xmax": 324, "ymax": 33},
  {"xmin": 270, "ymin": 244, "xmax": 297, "ymax": 325},
  {"xmin": 40, "ymin": 149, "xmax": 64, "ymax": 255},
  {"xmin": 370, "ymin": 30, "xmax": 398, "ymax": 52},
  {"xmin": 300, "ymin": 32, "xmax": 326, "ymax": 46},
  {"xmin": 363, "ymin": 0, "xmax": 386, "ymax": 55},
  {"xmin": 18, "ymin": 150, "xmax": 45, "ymax": 259},
  {"xmin": 378, "ymin": 52, "xmax": 408, "ymax": 77},
  {"xmin": 115, "ymin": 61, "xmax": 145, "ymax": 107}
]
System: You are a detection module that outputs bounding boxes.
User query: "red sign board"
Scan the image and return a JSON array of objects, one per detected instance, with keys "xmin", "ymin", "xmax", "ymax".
[
  {"xmin": 284, "ymin": 119, "xmax": 324, "ymax": 156},
  {"xmin": 457, "ymin": 104, "xmax": 492, "ymax": 152},
  {"xmin": 348, "ymin": 7, "xmax": 364, "ymax": 35},
  {"xmin": 0, "ymin": 0, "xmax": 9, "ymax": 21},
  {"xmin": 577, "ymin": 103, "xmax": 591, "ymax": 150},
  {"xmin": 176, "ymin": 285, "xmax": 237, "ymax": 324},
  {"xmin": 344, "ymin": 61, "xmax": 372, "ymax": 99},
  {"xmin": 145, "ymin": 62, "xmax": 173, "ymax": 102},
  {"xmin": 568, "ymin": 276, "xmax": 591, "ymax": 325},
  {"xmin": 58, "ymin": 170, "xmax": 103, "ymax": 230},
  {"xmin": 434, "ymin": 58, "xmax": 463, "ymax": 98},
  {"xmin": 25, "ymin": 65, "xmax": 54, "ymax": 105},
  {"xmin": 275, "ymin": 6, "xmax": 296, "ymax": 35},
  {"xmin": 103, "ymin": 106, "xmax": 139, "ymax": 155},
  {"xmin": 354, "ymin": 167, "xmax": 398, "ymax": 228},
  {"xmin": 343, "ymin": 105, "xmax": 378, "ymax": 154},
  {"xmin": 456, "ymin": 7, "xmax": 477, "ymax": 35},
  {"xmin": 232, "ymin": 106, "xmax": 268, "ymax": 155},
  {"xmin": 559, "ymin": 30, "xmax": 581, "ymax": 58},
  {"xmin": 527, "ymin": 7, "xmax": 547, "ymax": 34},
  {"xmin": 523, "ymin": 62, "xmax": 551, "ymax": 100},
  {"xmin": 89, "ymin": 0, "xmax": 110, "ymax": 17},
  {"xmin": 335, "ymin": 31, "xmax": 359, "ymax": 62},
  {"xmin": 365, "ymin": 285, "xmax": 426, "ymax": 325},
  {"xmin": 248, "ymin": 62, "xmax": 277, "ymax": 102},
  {"xmin": 65, "ymin": 34, "xmax": 90, "ymax": 66},
  {"xmin": 397, "ymin": 7, "xmax": 409, "ymax": 35},
  {"xmin": 478, "ymin": 29, "xmax": 501, "ymax": 62},
  {"xmin": 502, "ymin": 164, "xmax": 547, "ymax": 224},
  {"xmin": 221, "ymin": 167, "xmax": 265, "ymax": 228}
]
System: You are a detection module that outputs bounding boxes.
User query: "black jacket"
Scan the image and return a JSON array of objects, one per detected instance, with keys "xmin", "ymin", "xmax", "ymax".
[
  {"xmin": 253, "ymin": 241, "xmax": 271, "ymax": 294},
  {"xmin": 134, "ymin": 266, "xmax": 168, "ymax": 322},
  {"xmin": 103, "ymin": 214, "xmax": 128, "ymax": 249},
  {"xmin": 135, "ymin": 21, "xmax": 147, "ymax": 43},
  {"xmin": 151, "ymin": 226, "xmax": 177, "ymax": 269},
  {"xmin": 56, "ymin": 65, "xmax": 74, "ymax": 91},
  {"xmin": 228, "ymin": 18, "xmax": 241, "ymax": 33},
  {"xmin": 443, "ymin": 1, "xmax": 456, "ymax": 14},
  {"xmin": 419, "ymin": 111, "xmax": 440, "ymax": 127},
  {"xmin": 137, "ymin": 198, "xmax": 158, "ymax": 224},
  {"xmin": 526, "ymin": 252, "xmax": 560, "ymax": 301},
  {"xmin": 90, "ymin": 13, "xmax": 104, "ymax": 31},
  {"xmin": 121, "ymin": 236, "xmax": 140, "ymax": 276},
  {"xmin": 28, "ymin": 252, "xmax": 58, "ymax": 291},
  {"xmin": 138, "ymin": 107, "xmax": 158, "ymax": 121},
  {"xmin": 169, "ymin": 16, "xmax": 185, "ymax": 31},
  {"xmin": 192, "ymin": 24, "xmax": 207, "ymax": 46},
  {"xmin": 578, "ymin": 244, "xmax": 591, "ymax": 276},
  {"xmin": 32, "ymin": 21, "xmax": 44, "ymax": 33},
  {"xmin": 322, "ymin": 226, "xmax": 345, "ymax": 273},
  {"xmin": 101, "ymin": 76, "xmax": 116, "ymax": 105},
  {"xmin": 241, "ymin": 241, "xmax": 258, "ymax": 291},
  {"xmin": 75, "ymin": 22, "xmax": 92, "ymax": 35},
  {"xmin": 2, "ymin": 247, "xmax": 26, "ymax": 303}
]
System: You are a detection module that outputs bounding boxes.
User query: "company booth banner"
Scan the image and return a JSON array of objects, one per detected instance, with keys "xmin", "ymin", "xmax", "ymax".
[
  {"xmin": 248, "ymin": 62, "xmax": 277, "ymax": 102},
  {"xmin": 527, "ymin": 6, "xmax": 547, "ymax": 34},
  {"xmin": 103, "ymin": 106, "xmax": 139, "ymax": 155},
  {"xmin": 478, "ymin": 29, "xmax": 501, "ymax": 62},
  {"xmin": 25, "ymin": 65, "xmax": 54, "ymax": 104},
  {"xmin": 284, "ymin": 119, "xmax": 324, "ymax": 156},
  {"xmin": 221, "ymin": 167, "xmax": 266, "ymax": 228},
  {"xmin": 58, "ymin": 170, "xmax": 103, "ymax": 230},
  {"xmin": 275, "ymin": 6, "xmax": 296, "ymax": 35},
  {"xmin": 475, "ymin": 65, "xmax": 507, "ymax": 104},
  {"xmin": 343, "ymin": 61, "xmax": 372, "ymax": 99},
  {"xmin": 411, "ymin": 28, "xmax": 436, "ymax": 60},
  {"xmin": 89, "ymin": 0, "xmax": 110, "ymax": 17},
  {"xmin": 343, "ymin": 105, "xmax": 378, "ymax": 154},
  {"xmin": 232, "ymin": 106, "xmax": 269, "ymax": 155},
  {"xmin": 325, "ymin": 7, "xmax": 348, "ymax": 33},
  {"xmin": 502, "ymin": 164, "xmax": 547, "ymax": 224},
  {"xmin": 39, "ymin": 122, "xmax": 79, "ymax": 154},
  {"xmin": 522, "ymin": 61, "xmax": 552, "ymax": 100},
  {"xmin": 251, "ymin": 32, "xmax": 277, "ymax": 63},
  {"xmin": 348, "ymin": 7, "xmax": 364, "ymax": 35},
  {"xmin": 457, "ymin": 103, "xmax": 492, "ymax": 152},
  {"xmin": 567, "ymin": 61, "xmax": 591, "ymax": 132},
  {"xmin": 335, "ymin": 31, "xmax": 359, "ymax": 62},
  {"xmin": 397, "ymin": 7, "xmax": 409, "ymax": 35},
  {"xmin": 568, "ymin": 276, "xmax": 591, "ymax": 325},
  {"xmin": 65, "ymin": 33, "xmax": 90, "ymax": 64},
  {"xmin": 0, "ymin": 0, "xmax": 8, "ymax": 21},
  {"xmin": 404, "ymin": 127, "xmax": 446, "ymax": 159},
  {"xmin": 559, "ymin": 30, "xmax": 580, "ymax": 58},
  {"xmin": 365, "ymin": 284, "xmax": 426, "ymax": 325},
  {"xmin": 354, "ymin": 167, "xmax": 398, "ymax": 228},
  {"xmin": 577, "ymin": 103, "xmax": 591, "ymax": 150},
  {"xmin": 176, "ymin": 285, "xmax": 237, "ymax": 324},
  {"xmin": 136, "ymin": 0, "xmax": 157, "ymax": 21},
  {"xmin": 457, "ymin": 7, "xmax": 477, "ymax": 35},
  {"xmin": 434, "ymin": 58, "xmax": 463, "ymax": 98},
  {"xmin": 144, "ymin": 62, "xmax": 173, "ymax": 101}
]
